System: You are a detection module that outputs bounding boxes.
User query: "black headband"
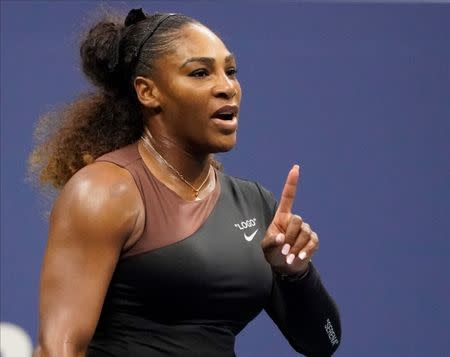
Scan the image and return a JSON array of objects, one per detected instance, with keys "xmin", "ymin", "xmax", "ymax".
[{"xmin": 134, "ymin": 13, "xmax": 176, "ymax": 63}]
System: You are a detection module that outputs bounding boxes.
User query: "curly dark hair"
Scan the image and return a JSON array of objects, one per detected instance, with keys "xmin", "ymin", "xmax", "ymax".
[{"xmin": 28, "ymin": 9, "xmax": 203, "ymax": 189}]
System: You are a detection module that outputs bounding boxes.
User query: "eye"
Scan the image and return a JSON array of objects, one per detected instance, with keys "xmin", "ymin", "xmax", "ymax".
[
  {"xmin": 226, "ymin": 67, "xmax": 238, "ymax": 78},
  {"xmin": 189, "ymin": 69, "xmax": 209, "ymax": 78}
]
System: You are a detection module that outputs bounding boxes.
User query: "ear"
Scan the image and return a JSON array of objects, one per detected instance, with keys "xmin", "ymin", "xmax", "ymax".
[{"xmin": 134, "ymin": 76, "xmax": 161, "ymax": 109}]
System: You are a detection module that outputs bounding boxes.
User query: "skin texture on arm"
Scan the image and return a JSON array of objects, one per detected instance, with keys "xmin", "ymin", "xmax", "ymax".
[{"xmin": 34, "ymin": 162, "xmax": 144, "ymax": 357}]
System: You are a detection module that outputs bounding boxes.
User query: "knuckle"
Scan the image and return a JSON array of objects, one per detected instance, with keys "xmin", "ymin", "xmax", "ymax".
[
  {"xmin": 311, "ymin": 231, "xmax": 319, "ymax": 242},
  {"xmin": 311, "ymin": 237, "xmax": 319, "ymax": 251},
  {"xmin": 301, "ymin": 222, "xmax": 311, "ymax": 234},
  {"xmin": 292, "ymin": 214, "xmax": 302, "ymax": 226}
]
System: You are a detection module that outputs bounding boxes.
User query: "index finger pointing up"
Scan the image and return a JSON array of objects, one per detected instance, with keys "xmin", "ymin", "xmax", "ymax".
[{"xmin": 276, "ymin": 165, "xmax": 300, "ymax": 215}]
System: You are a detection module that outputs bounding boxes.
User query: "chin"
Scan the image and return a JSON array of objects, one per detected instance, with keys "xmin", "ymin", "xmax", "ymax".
[{"xmin": 211, "ymin": 135, "xmax": 237, "ymax": 153}]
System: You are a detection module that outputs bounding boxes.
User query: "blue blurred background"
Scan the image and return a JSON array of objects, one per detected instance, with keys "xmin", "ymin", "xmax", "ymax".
[{"xmin": 1, "ymin": 1, "xmax": 449, "ymax": 356}]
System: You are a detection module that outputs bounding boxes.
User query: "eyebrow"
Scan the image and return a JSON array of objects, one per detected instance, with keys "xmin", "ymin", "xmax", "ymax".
[{"xmin": 179, "ymin": 54, "xmax": 236, "ymax": 69}]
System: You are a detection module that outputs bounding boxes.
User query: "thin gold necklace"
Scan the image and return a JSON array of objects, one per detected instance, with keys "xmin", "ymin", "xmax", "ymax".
[{"xmin": 140, "ymin": 131, "xmax": 211, "ymax": 199}]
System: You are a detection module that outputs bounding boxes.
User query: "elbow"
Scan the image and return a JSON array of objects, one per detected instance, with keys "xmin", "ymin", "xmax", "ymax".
[
  {"xmin": 34, "ymin": 337, "xmax": 57, "ymax": 357},
  {"xmin": 291, "ymin": 340, "xmax": 340, "ymax": 357},
  {"xmin": 313, "ymin": 317, "xmax": 342, "ymax": 356},
  {"xmin": 306, "ymin": 317, "xmax": 341, "ymax": 356},
  {"xmin": 288, "ymin": 316, "xmax": 342, "ymax": 357},
  {"xmin": 35, "ymin": 332, "xmax": 88, "ymax": 357},
  {"xmin": 33, "ymin": 341, "xmax": 59, "ymax": 357},
  {"xmin": 315, "ymin": 336, "xmax": 341, "ymax": 357},
  {"xmin": 292, "ymin": 337, "xmax": 341, "ymax": 357},
  {"xmin": 323, "ymin": 317, "xmax": 341, "ymax": 355}
]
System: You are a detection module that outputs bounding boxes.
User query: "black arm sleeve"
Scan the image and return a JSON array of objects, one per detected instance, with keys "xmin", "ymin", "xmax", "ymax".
[
  {"xmin": 254, "ymin": 182, "xmax": 341, "ymax": 356},
  {"xmin": 264, "ymin": 263, "xmax": 342, "ymax": 356}
]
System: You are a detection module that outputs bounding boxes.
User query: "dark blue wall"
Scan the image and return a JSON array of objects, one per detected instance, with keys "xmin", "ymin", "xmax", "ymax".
[{"xmin": 1, "ymin": 1, "xmax": 449, "ymax": 356}]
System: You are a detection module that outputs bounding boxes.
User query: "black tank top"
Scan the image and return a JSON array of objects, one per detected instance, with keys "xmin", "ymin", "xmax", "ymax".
[{"xmin": 87, "ymin": 143, "xmax": 277, "ymax": 356}]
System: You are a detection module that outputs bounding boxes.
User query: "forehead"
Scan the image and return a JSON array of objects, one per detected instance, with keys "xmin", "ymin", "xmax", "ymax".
[{"xmin": 167, "ymin": 23, "xmax": 231, "ymax": 63}]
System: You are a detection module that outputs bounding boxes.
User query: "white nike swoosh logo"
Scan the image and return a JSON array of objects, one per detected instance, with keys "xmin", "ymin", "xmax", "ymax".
[{"xmin": 244, "ymin": 229, "xmax": 259, "ymax": 242}]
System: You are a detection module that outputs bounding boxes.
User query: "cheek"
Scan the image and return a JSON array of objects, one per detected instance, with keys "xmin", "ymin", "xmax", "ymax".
[
  {"xmin": 166, "ymin": 81, "xmax": 209, "ymax": 111},
  {"xmin": 172, "ymin": 93, "xmax": 210, "ymax": 121},
  {"xmin": 160, "ymin": 79, "xmax": 213, "ymax": 134},
  {"xmin": 166, "ymin": 97, "xmax": 210, "ymax": 138}
]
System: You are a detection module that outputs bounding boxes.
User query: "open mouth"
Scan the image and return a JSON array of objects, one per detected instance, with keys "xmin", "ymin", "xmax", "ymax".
[
  {"xmin": 214, "ymin": 113, "xmax": 234, "ymax": 120},
  {"xmin": 211, "ymin": 105, "xmax": 239, "ymax": 121}
]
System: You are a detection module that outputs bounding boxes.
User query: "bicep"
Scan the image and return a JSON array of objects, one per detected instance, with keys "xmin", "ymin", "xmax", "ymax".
[{"xmin": 37, "ymin": 164, "xmax": 141, "ymax": 355}]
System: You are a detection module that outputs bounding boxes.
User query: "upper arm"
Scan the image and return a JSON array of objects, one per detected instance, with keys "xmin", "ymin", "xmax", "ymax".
[{"xmin": 37, "ymin": 162, "xmax": 143, "ymax": 355}]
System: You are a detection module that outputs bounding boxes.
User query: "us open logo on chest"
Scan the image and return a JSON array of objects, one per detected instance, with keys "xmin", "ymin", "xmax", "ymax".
[{"xmin": 234, "ymin": 218, "xmax": 258, "ymax": 242}]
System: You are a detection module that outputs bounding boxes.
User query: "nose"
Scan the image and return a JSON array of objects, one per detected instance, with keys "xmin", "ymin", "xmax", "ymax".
[{"xmin": 212, "ymin": 72, "xmax": 238, "ymax": 99}]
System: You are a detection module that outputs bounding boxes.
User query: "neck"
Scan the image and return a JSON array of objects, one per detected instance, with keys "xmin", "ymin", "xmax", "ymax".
[{"xmin": 140, "ymin": 127, "xmax": 212, "ymax": 193}]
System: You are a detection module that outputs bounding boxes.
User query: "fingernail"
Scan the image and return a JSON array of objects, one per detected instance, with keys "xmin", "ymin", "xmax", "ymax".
[
  {"xmin": 281, "ymin": 244, "xmax": 291, "ymax": 255},
  {"xmin": 275, "ymin": 233, "xmax": 285, "ymax": 244},
  {"xmin": 286, "ymin": 253, "xmax": 295, "ymax": 264},
  {"xmin": 299, "ymin": 251, "xmax": 307, "ymax": 260},
  {"xmin": 293, "ymin": 164, "xmax": 300, "ymax": 172}
]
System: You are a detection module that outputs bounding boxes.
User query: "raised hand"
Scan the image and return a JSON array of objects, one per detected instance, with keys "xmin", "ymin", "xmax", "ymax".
[{"xmin": 261, "ymin": 165, "xmax": 319, "ymax": 275}]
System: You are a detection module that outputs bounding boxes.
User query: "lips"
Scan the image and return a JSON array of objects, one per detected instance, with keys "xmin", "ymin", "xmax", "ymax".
[{"xmin": 211, "ymin": 105, "xmax": 239, "ymax": 121}]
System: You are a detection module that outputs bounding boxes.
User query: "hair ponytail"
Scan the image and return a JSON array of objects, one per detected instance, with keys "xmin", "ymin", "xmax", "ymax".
[{"xmin": 29, "ymin": 10, "xmax": 198, "ymax": 189}]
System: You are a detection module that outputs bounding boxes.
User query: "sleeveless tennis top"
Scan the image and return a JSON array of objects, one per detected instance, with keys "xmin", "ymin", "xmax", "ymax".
[
  {"xmin": 87, "ymin": 142, "xmax": 341, "ymax": 357},
  {"xmin": 87, "ymin": 142, "xmax": 276, "ymax": 356}
]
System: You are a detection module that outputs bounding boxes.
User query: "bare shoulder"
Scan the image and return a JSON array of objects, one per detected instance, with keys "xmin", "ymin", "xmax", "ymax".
[
  {"xmin": 50, "ymin": 161, "xmax": 143, "ymax": 247},
  {"xmin": 59, "ymin": 161, "xmax": 139, "ymax": 200},
  {"xmin": 38, "ymin": 162, "xmax": 144, "ymax": 352}
]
